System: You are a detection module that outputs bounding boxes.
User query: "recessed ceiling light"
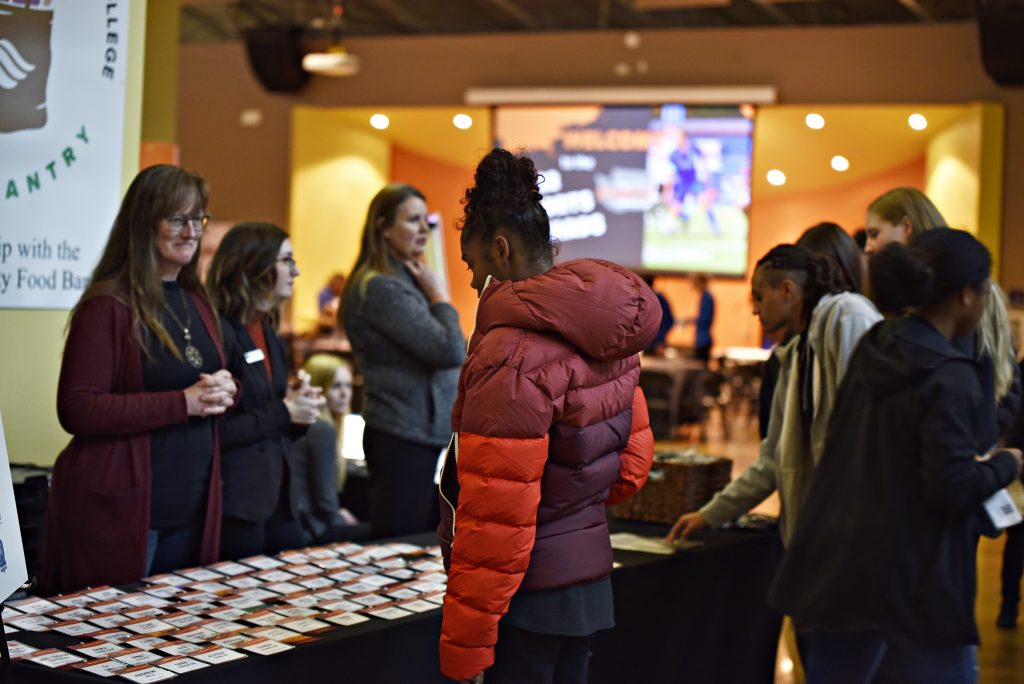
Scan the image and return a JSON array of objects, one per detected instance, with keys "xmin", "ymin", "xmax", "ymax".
[
  {"xmin": 766, "ymin": 169, "xmax": 786, "ymax": 186},
  {"xmin": 805, "ymin": 113, "xmax": 825, "ymax": 130},
  {"xmin": 831, "ymin": 155, "xmax": 850, "ymax": 172},
  {"xmin": 370, "ymin": 113, "xmax": 390, "ymax": 130},
  {"xmin": 908, "ymin": 113, "xmax": 928, "ymax": 131},
  {"xmin": 452, "ymin": 113, "xmax": 473, "ymax": 130}
]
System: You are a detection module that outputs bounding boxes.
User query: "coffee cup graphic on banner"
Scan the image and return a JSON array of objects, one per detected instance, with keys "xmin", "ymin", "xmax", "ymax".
[{"xmin": 0, "ymin": 0, "xmax": 54, "ymax": 133}]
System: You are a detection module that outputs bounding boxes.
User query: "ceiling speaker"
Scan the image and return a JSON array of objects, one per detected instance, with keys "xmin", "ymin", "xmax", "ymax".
[
  {"xmin": 977, "ymin": 0, "xmax": 1024, "ymax": 86},
  {"xmin": 243, "ymin": 25, "xmax": 310, "ymax": 93}
]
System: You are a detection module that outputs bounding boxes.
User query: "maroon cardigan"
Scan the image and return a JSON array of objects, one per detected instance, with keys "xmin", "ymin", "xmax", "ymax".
[{"xmin": 41, "ymin": 288, "xmax": 225, "ymax": 595}]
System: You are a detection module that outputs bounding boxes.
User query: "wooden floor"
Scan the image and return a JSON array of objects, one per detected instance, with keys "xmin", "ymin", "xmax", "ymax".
[{"xmin": 664, "ymin": 406, "xmax": 1024, "ymax": 684}]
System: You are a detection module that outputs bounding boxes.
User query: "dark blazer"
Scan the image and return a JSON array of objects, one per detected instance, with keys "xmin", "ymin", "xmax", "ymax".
[
  {"xmin": 768, "ymin": 316, "xmax": 1018, "ymax": 646},
  {"xmin": 290, "ymin": 420, "xmax": 346, "ymax": 542},
  {"xmin": 42, "ymin": 287, "xmax": 225, "ymax": 595},
  {"xmin": 219, "ymin": 316, "xmax": 294, "ymax": 522}
]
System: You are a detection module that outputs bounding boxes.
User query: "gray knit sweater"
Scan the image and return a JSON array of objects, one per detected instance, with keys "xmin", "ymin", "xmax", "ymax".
[{"xmin": 342, "ymin": 264, "xmax": 465, "ymax": 448}]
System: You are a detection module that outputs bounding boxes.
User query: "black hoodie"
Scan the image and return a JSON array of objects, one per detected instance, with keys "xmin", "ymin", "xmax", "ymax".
[{"xmin": 768, "ymin": 315, "xmax": 1018, "ymax": 645}]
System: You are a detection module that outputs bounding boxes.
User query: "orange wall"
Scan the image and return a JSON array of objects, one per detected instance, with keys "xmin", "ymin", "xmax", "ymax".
[
  {"xmin": 390, "ymin": 145, "xmax": 479, "ymax": 339},
  {"xmin": 658, "ymin": 156, "xmax": 925, "ymax": 349}
]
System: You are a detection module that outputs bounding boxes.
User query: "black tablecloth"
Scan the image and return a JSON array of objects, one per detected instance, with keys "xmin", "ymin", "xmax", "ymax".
[{"xmin": 8, "ymin": 521, "xmax": 782, "ymax": 684}]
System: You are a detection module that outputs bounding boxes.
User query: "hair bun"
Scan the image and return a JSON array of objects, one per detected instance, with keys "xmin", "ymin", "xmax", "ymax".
[{"xmin": 471, "ymin": 148, "xmax": 542, "ymax": 211}]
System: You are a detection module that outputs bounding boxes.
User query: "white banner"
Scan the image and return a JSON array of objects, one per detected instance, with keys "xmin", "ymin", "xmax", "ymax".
[
  {"xmin": 0, "ymin": 0, "xmax": 131, "ymax": 309},
  {"xmin": 0, "ymin": 413, "xmax": 28, "ymax": 602}
]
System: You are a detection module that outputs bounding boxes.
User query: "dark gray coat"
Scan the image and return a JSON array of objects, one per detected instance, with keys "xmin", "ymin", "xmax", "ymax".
[{"xmin": 343, "ymin": 264, "xmax": 465, "ymax": 448}]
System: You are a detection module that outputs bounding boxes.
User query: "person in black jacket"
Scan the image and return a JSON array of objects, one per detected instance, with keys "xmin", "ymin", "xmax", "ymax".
[
  {"xmin": 206, "ymin": 223, "xmax": 325, "ymax": 559},
  {"xmin": 768, "ymin": 228, "xmax": 1022, "ymax": 684},
  {"xmin": 998, "ymin": 359, "xmax": 1024, "ymax": 629}
]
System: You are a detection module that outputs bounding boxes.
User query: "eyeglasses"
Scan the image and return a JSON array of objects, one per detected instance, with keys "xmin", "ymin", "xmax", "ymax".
[
  {"xmin": 277, "ymin": 256, "xmax": 297, "ymax": 269},
  {"xmin": 165, "ymin": 214, "xmax": 210, "ymax": 235}
]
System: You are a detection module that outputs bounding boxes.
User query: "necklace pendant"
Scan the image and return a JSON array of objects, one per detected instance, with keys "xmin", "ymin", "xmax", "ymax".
[{"xmin": 185, "ymin": 344, "xmax": 204, "ymax": 369}]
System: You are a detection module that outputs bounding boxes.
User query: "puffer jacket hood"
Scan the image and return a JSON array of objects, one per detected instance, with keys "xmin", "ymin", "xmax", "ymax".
[{"xmin": 474, "ymin": 259, "xmax": 661, "ymax": 361}]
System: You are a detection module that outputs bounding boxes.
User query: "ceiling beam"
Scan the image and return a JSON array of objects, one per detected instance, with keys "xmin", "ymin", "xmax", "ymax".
[
  {"xmin": 482, "ymin": 0, "xmax": 545, "ymax": 31},
  {"xmin": 894, "ymin": 0, "xmax": 935, "ymax": 22},
  {"xmin": 364, "ymin": 0, "xmax": 424, "ymax": 33},
  {"xmin": 747, "ymin": 0, "xmax": 793, "ymax": 24}
]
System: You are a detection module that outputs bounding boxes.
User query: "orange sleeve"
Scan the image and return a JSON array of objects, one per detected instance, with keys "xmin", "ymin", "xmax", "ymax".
[
  {"xmin": 440, "ymin": 431, "xmax": 548, "ymax": 680},
  {"xmin": 606, "ymin": 386, "xmax": 655, "ymax": 505}
]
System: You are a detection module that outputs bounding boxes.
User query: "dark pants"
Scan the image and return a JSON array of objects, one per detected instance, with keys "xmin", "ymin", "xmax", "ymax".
[
  {"xmin": 1001, "ymin": 521, "xmax": 1024, "ymax": 605},
  {"xmin": 363, "ymin": 426, "xmax": 440, "ymax": 539},
  {"xmin": 220, "ymin": 495, "xmax": 305, "ymax": 560},
  {"xmin": 802, "ymin": 630, "xmax": 977, "ymax": 684},
  {"xmin": 145, "ymin": 523, "xmax": 203, "ymax": 575},
  {"xmin": 695, "ymin": 344, "xmax": 711, "ymax": 364},
  {"xmin": 486, "ymin": 624, "xmax": 595, "ymax": 684}
]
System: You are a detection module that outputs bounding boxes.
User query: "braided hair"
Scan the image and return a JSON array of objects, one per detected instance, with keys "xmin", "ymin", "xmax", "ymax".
[
  {"xmin": 458, "ymin": 148, "xmax": 554, "ymax": 265},
  {"xmin": 756, "ymin": 244, "xmax": 848, "ymax": 330}
]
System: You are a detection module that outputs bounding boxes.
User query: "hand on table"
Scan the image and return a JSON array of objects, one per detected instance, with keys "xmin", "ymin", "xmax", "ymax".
[{"xmin": 665, "ymin": 511, "xmax": 708, "ymax": 545}]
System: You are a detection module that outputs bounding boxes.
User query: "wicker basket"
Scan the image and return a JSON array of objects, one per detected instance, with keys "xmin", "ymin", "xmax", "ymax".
[{"xmin": 610, "ymin": 451, "xmax": 733, "ymax": 524}]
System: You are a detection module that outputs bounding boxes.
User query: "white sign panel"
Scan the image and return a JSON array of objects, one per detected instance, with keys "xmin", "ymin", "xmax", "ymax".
[
  {"xmin": 0, "ymin": 414, "xmax": 28, "ymax": 601},
  {"xmin": 0, "ymin": 0, "xmax": 131, "ymax": 309}
]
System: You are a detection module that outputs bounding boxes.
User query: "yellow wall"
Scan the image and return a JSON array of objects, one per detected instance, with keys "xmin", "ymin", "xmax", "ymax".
[
  {"xmin": 977, "ymin": 103, "xmax": 1005, "ymax": 280},
  {"xmin": 925, "ymin": 103, "xmax": 1004, "ymax": 277},
  {"xmin": 289, "ymin": 108, "xmax": 390, "ymax": 332},
  {"xmin": 141, "ymin": 0, "xmax": 179, "ymax": 143},
  {"xmin": 926, "ymin": 109, "xmax": 981, "ymax": 233},
  {"xmin": 0, "ymin": 3, "xmax": 147, "ymax": 466}
]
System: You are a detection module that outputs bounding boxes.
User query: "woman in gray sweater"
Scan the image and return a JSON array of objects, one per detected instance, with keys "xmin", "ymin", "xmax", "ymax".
[{"xmin": 341, "ymin": 184, "xmax": 465, "ymax": 538}]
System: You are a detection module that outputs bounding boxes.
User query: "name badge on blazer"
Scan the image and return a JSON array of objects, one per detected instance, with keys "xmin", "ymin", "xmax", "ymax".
[{"xmin": 244, "ymin": 349, "xmax": 266, "ymax": 364}]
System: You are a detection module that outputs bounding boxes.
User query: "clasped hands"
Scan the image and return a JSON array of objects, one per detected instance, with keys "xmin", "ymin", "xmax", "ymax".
[
  {"xmin": 185, "ymin": 369, "xmax": 237, "ymax": 417},
  {"xmin": 284, "ymin": 369, "xmax": 326, "ymax": 425}
]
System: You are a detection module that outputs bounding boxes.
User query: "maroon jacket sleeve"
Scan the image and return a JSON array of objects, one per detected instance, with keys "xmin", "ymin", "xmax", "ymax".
[{"xmin": 57, "ymin": 296, "xmax": 188, "ymax": 436}]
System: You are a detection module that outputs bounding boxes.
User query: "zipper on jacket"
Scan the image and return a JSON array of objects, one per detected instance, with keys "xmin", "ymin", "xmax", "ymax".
[{"xmin": 438, "ymin": 431, "xmax": 458, "ymax": 540}]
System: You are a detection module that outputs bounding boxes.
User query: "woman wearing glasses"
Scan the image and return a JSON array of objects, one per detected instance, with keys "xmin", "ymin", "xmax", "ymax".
[
  {"xmin": 42, "ymin": 164, "xmax": 236, "ymax": 594},
  {"xmin": 341, "ymin": 184, "xmax": 465, "ymax": 538},
  {"xmin": 206, "ymin": 223, "xmax": 325, "ymax": 558}
]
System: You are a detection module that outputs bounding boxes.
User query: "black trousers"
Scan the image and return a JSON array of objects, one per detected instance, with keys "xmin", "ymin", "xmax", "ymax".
[
  {"xmin": 363, "ymin": 426, "xmax": 441, "ymax": 539},
  {"xmin": 220, "ymin": 494, "xmax": 305, "ymax": 561},
  {"xmin": 487, "ymin": 624, "xmax": 596, "ymax": 684},
  {"xmin": 1002, "ymin": 521, "xmax": 1024, "ymax": 604}
]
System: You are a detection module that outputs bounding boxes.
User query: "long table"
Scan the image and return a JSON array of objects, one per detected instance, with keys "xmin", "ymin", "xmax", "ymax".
[{"xmin": 9, "ymin": 521, "xmax": 782, "ymax": 683}]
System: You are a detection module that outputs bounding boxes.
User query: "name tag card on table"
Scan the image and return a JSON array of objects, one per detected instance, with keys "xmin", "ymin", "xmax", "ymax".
[
  {"xmin": 117, "ymin": 663, "xmax": 178, "ymax": 682},
  {"xmin": 238, "ymin": 637, "xmax": 294, "ymax": 656},
  {"xmin": 55, "ymin": 592, "xmax": 99, "ymax": 608},
  {"xmin": 89, "ymin": 613, "xmax": 130, "ymax": 629},
  {"xmin": 52, "ymin": 619, "xmax": 101, "ymax": 637},
  {"xmin": 243, "ymin": 626, "xmax": 307, "ymax": 643},
  {"xmin": 71, "ymin": 640, "xmax": 126, "ymax": 658},
  {"xmin": 155, "ymin": 641, "xmax": 205, "ymax": 657},
  {"xmin": 70, "ymin": 658, "xmax": 127, "ymax": 678},
  {"xmin": 87, "ymin": 586, "xmax": 128, "ymax": 601},
  {"xmin": 27, "ymin": 648, "xmax": 86, "ymax": 668},
  {"xmin": 6, "ymin": 640, "xmax": 38, "ymax": 659},
  {"xmin": 7, "ymin": 596, "xmax": 61, "ymax": 614},
  {"xmin": 189, "ymin": 645, "xmax": 248, "ymax": 665},
  {"xmin": 112, "ymin": 648, "xmax": 164, "ymax": 666},
  {"xmin": 153, "ymin": 656, "xmax": 209, "ymax": 674},
  {"xmin": 321, "ymin": 611, "xmax": 370, "ymax": 627}
]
